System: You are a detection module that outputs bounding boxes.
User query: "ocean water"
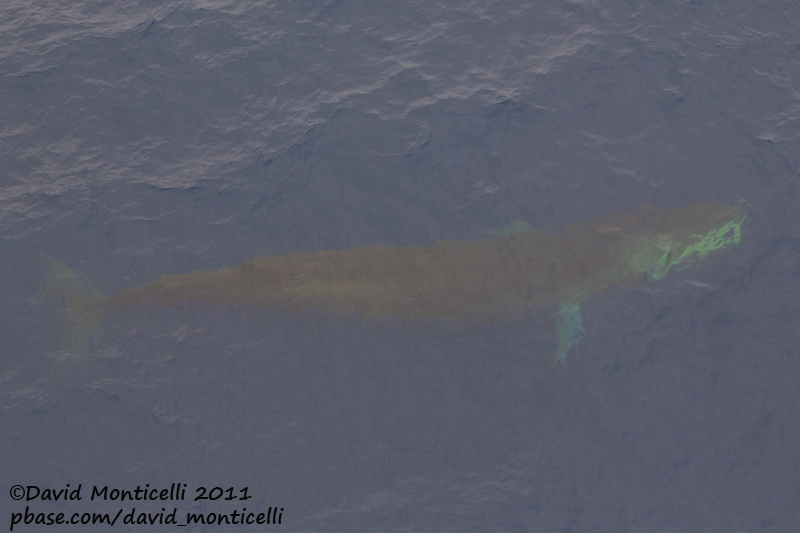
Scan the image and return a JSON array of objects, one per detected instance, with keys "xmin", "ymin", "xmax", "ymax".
[{"xmin": 2, "ymin": 0, "xmax": 799, "ymax": 531}]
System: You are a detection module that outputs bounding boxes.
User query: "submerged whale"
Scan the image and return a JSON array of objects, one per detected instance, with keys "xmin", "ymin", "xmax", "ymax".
[{"xmin": 47, "ymin": 202, "xmax": 746, "ymax": 361}]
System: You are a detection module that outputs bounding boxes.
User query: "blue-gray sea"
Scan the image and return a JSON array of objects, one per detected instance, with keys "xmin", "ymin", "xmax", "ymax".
[{"xmin": 2, "ymin": 1, "xmax": 799, "ymax": 531}]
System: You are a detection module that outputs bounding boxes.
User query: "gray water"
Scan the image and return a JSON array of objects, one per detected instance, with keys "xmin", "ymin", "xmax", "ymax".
[{"xmin": 2, "ymin": 1, "xmax": 799, "ymax": 531}]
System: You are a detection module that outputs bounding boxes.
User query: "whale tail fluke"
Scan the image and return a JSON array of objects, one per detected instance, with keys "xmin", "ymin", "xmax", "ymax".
[{"xmin": 43, "ymin": 257, "xmax": 104, "ymax": 351}]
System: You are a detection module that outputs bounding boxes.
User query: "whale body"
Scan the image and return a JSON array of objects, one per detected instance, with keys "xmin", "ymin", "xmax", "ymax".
[{"xmin": 47, "ymin": 202, "xmax": 746, "ymax": 360}]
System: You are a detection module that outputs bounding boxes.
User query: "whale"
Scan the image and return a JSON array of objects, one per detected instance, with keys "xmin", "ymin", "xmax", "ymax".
[{"xmin": 46, "ymin": 201, "xmax": 746, "ymax": 361}]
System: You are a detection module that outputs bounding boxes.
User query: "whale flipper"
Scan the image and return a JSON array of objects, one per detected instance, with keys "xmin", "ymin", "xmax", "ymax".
[{"xmin": 554, "ymin": 299, "xmax": 583, "ymax": 364}]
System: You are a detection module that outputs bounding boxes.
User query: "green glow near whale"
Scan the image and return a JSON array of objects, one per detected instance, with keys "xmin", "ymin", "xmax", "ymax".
[{"xmin": 46, "ymin": 202, "xmax": 746, "ymax": 361}]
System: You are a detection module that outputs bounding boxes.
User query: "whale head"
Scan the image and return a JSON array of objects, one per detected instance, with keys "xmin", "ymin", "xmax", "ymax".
[{"xmin": 622, "ymin": 202, "xmax": 747, "ymax": 280}]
